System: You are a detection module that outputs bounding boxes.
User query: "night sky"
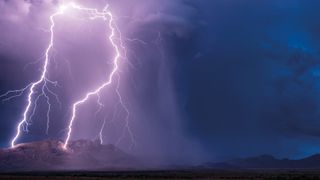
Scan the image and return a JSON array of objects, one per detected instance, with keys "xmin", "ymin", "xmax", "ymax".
[{"xmin": 1, "ymin": 0, "xmax": 320, "ymax": 164}]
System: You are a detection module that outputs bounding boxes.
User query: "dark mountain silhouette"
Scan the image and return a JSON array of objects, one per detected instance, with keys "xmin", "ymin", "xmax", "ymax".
[
  {"xmin": 202, "ymin": 154, "xmax": 320, "ymax": 169},
  {"xmin": 2, "ymin": 139, "xmax": 320, "ymax": 172},
  {"xmin": 0, "ymin": 139, "xmax": 140, "ymax": 172}
]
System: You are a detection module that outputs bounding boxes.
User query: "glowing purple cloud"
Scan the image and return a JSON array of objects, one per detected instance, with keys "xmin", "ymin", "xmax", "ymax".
[{"xmin": 0, "ymin": 2, "xmax": 135, "ymax": 149}]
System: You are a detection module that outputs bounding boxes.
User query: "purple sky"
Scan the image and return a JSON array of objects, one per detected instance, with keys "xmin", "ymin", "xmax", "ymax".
[
  {"xmin": 0, "ymin": 0, "xmax": 205, "ymax": 165},
  {"xmin": 4, "ymin": 0, "xmax": 320, "ymax": 165}
]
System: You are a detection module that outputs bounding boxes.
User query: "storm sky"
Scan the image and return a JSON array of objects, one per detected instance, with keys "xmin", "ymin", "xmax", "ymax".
[{"xmin": 1, "ymin": 0, "xmax": 320, "ymax": 164}]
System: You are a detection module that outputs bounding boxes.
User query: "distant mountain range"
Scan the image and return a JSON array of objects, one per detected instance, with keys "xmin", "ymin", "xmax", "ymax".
[
  {"xmin": 2, "ymin": 139, "xmax": 320, "ymax": 171},
  {"xmin": 0, "ymin": 139, "xmax": 140, "ymax": 171},
  {"xmin": 201, "ymin": 154, "xmax": 320, "ymax": 169}
]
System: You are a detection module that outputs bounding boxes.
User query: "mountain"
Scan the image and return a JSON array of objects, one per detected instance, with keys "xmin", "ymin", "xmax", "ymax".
[
  {"xmin": 0, "ymin": 139, "xmax": 140, "ymax": 172},
  {"xmin": 202, "ymin": 154, "xmax": 320, "ymax": 169},
  {"xmin": 3, "ymin": 139, "xmax": 320, "ymax": 172}
]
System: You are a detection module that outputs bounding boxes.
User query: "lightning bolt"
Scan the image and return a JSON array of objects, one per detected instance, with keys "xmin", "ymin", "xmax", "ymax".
[
  {"xmin": 61, "ymin": 3, "xmax": 133, "ymax": 149},
  {"xmin": 1, "ymin": 2, "xmax": 135, "ymax": 149},
  {"xmin": 0, "ymin": 8, "xmax": 64, "ymax": 147}
]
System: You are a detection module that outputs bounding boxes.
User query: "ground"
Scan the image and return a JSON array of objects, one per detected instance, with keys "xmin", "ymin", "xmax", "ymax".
[{"xmin": 1, "ymin": 170, "xmax": 320, "ymax": 180}]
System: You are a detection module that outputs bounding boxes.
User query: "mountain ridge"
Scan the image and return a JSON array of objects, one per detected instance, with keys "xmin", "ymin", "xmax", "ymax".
[
  {"xmin": 202, "ymin": 153, "xmax": 320, "ymax": 169},
  {"xmin": 0, "ymin": 139, "xmax": 140, "ymax": 171}
]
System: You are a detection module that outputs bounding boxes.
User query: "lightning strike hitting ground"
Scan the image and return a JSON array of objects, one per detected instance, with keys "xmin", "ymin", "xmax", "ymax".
[
  {"xmin": 0, "ymin": 8, "xmax": 64, "ymax": 147},
  {"xmin": 62, "ymin": 3, "xmax": 134, "ymax": 149},
  {"xmin": 0, "ymin": 2, "xmax": 135, "ymax": 149}
]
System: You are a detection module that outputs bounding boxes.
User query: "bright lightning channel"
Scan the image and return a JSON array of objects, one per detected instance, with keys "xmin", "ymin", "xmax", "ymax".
[
  {"xmin": 62, "ymin": 3, "xmax": 132, "ymax": 149},
  {"xmin": 0, "ymin": 2, "xmax": 135, "ymax": 149},
  {"xmin": 4, "ymin": 8, "xmax": 64, "ymax": 147}
]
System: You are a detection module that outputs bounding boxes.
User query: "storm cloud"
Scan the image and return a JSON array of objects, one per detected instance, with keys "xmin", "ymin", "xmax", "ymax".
[
  {"xmin": 2, "ymin": 0, "xmax": 320, "ymax": 165},
  {"xmin": 0, "ymin": 0, "xmax": 205, "ymax": 165}
]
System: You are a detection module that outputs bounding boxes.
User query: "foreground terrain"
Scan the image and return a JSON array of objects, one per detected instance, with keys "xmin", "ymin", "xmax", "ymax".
[
  {"xmin": 0, "ymin": 139, "xmax": 140, "ymax": 171},
  {"xmin": 1, "ymin": 170, "xmax": 320, "ymax": 179},
  {"xmin": 2, "ymin": 140, "xmax": 320, "ymax": 179}
]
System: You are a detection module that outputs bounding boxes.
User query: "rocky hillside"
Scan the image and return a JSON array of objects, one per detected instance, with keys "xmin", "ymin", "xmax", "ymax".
[{"xmin": 0, "ymin": 139, "xmax": 140, "ymax": 171}]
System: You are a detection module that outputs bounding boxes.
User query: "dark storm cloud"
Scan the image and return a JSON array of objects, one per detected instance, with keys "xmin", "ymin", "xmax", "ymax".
[
  {"xmin": 3, "ymin": 0, "xmax": 320, "ymax": 164},
  {"xmin": 180, "ymin": 0, "xmax": 320, "ymax": 160}
]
